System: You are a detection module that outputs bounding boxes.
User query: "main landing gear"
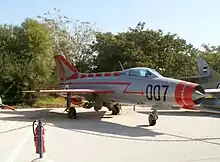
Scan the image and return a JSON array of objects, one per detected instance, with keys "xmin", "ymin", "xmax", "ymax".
[
  {"xmin": 64, "ymin": 106, "xmax": 77, "ymax": 119},
  {"xmin": 148, "ymin": 109, "xmax": 158, "ymax": 126},
  {"xmin": 65, "ymin": 92, "xmax": 77, "ymax": 119},
  {"xmin": 103, "ymin": 102, "xmax": 121, "ymax": 115},
  {"xmin": 67, "ymin": 107, "xmax": 76, "ymax": 119},
  {"xmin": 111, "ymin": 104, "xmax": 121, "ymax": 115}
]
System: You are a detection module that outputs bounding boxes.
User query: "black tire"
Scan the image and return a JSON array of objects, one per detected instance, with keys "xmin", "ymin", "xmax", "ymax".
[
  {"xmin": 112, "ymin": 104, "xmax": 120, "ymax": 115},
  {"xmin": 83, "ymin": 102, "xmax": 92, "ymax": 109},
  {"xmin": 94, "ymin": 106, "xmax": 100, "ymax": 112},
  {"xmin": 217, "ymin": 83, "xmax": 220, "ymax": 89},
  {"xmin": 68, "ymin": 107, "xmax": 76, "ymax": 119},
  {"xmin": 148, "ymin": 114, "xmax": 156, "ymax": 126}
]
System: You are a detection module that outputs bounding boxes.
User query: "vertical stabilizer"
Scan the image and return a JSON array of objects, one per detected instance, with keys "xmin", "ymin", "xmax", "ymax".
[
  {"xmin": 196, "ymin": 57, "xmax": 220, "ymax": 80},
  {"xmin": 55, "ymin": 54, "xmax": 80, "ymax": 82},
  {"xmin": 196, "ymin": 57, "xmax": 213, "ymax": 76}
]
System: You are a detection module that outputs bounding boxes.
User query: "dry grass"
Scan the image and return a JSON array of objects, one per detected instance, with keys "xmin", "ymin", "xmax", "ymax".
[
  {"xmin": 32, "ymin": 96, "xmax": 66, "ymax": 108},
  {"xmin": 14, "ymin": 96, "xmax": 66, "ymax": 108}
]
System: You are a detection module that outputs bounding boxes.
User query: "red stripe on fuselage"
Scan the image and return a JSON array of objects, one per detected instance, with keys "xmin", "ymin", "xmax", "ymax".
[
  {"xmin": 104, "ymin": 72, "xmax": 111, "ymax": 76},
  {"xmin": 70, "ymin": 72, "xmax": 120, "ymax": 80},
  {"xmin": 80, "ymin": 74, "xmax": 87, "ymax": 78},
  {"xmin": 122, "ymin": 82, "xmax": 144, "ymax": 95},
  {"xmin": 59, "ymin": 82, "xmax": 130, "ymax": 85},
  {"xmin": 113, "ymin": 72, "xmax": 120, "ymax": 76},
  {"xmin": 58, "ymin": 82, "xmax": 144, "ymax": 95},
  {"xmin": 96, "ymin": 73, "xmax": 102, "ymax": 77},
  {"xmin": 88, "ymin": 73, "xmax": 94, "ymax": 77}
]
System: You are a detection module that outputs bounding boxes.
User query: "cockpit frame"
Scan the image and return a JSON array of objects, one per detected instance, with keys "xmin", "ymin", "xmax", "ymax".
[{"xmin": 120, "ymin": 67, "xmax": 163, "ymax": 78}]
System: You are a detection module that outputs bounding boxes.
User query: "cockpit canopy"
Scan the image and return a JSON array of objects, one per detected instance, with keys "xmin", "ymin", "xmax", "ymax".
[{"xmin": 120, "ymin": 67, "xmax": 163, "ymax": 78}]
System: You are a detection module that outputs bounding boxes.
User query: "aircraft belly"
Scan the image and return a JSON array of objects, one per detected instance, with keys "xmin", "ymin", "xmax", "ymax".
[{"xmin": 111, "ymin": 93, "xmax": 174, "ymax": 107}]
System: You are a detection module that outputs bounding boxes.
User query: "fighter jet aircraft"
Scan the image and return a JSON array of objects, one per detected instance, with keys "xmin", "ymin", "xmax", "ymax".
[
  {"xmin": 180, "ymin": 57, "xmax": 220, "ymax": 98},
  {"xmin": 23, "ymin": 54, "xmax": 206, "ymax": 126}
]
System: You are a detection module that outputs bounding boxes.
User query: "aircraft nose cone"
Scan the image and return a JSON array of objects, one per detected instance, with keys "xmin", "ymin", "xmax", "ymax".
[{"xmin": 192, "ymin": 90, "xmax": 206, "ymax": 101}]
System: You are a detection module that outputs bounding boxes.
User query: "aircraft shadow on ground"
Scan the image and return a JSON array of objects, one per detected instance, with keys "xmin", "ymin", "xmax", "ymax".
[
  {"xmin": 0, "ymin": 109, "xmax": 163, "ymax": 137},
  {"xmin": 1, "ymin": 109, "xmax": 220, "ymax": 146},
  {"xmin": 137, "ymin": 110, "xmax": 220, "ymax": 119}
]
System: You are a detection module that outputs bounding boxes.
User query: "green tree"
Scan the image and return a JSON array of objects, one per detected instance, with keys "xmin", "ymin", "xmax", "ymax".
[
  {"xmin": 37, "ymin": 8, "xmax": 98, "ymax": 72},
  {"xmin": 198, "ymin": 44, "xmax": 220, "ymax": 73},
  {"xmin": 91, "ymin": 22, "xmax": 199, "ymax": 78},
  {"xmin": 0, "ymin": 18, "xmax": 55, "ymax": 105}
]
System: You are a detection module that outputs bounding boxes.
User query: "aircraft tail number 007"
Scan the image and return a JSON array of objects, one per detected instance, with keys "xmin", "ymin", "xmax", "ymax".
[{"xmin": 145, "ymin": 84, "xmax": 169, "ymax": 101}]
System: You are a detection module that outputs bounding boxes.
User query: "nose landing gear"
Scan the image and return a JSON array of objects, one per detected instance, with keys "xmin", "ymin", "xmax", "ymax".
[{"xmin": 148, "ymin": 109, "xmax": 158, "ymax": 126}]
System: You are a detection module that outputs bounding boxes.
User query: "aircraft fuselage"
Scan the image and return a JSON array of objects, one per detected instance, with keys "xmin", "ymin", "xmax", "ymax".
[{"xmin": 57, "ymin": 73, "xmax": 205, "ymax": 109}]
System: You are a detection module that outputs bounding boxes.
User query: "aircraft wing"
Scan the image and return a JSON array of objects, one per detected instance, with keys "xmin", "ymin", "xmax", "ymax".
[
  {"xmin": 205, "ymin": 89, "xmax": 220, "ymax": 94},
  {"xmin": 23, "ymin": 88, "xmax": 116, "ymax": 102},
  {"xmin": 204, "ymin": 89, "xmax": 220, "ymax": 98},
  {"xmin": 23, "ymin": 89, "xmax": 115, "ymax": 94},
  {"xmin": 40, "ymin": 89, "xmax": 115, "ymax": 94},
  {"xmin": 180, "ymin": 75, "xmax": 209, "ymax": 83}
]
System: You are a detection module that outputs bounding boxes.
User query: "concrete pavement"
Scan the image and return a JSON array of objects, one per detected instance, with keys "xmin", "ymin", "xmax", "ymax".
[{"xmin": 0, "ymin": 106, "xmax": 220, "ymax": 162}]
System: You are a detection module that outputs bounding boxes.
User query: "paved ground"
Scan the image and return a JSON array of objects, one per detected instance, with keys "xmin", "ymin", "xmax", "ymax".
[{"xmin": 0, "ymin": 106, "xmax": 220, "ymax": 162}]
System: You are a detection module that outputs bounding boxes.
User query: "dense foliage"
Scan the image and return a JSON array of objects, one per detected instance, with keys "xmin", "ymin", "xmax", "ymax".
[{"xmin": 0, "ymin": 8, "xmax": 219, "ymax": 105}]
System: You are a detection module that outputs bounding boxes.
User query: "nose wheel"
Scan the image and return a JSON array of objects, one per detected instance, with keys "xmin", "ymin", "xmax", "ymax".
[{"xmin": 148, "ymin": 110, "xmax": 158, "ymax": 126}]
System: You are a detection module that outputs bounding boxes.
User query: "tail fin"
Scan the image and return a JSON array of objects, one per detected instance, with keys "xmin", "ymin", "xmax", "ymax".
[
  {"xmin": 55, "ymin": 54, "xmax": 80, "ymax": 82},
  {"xmin": 196, "ymin": 57, "xmax": 220, "ymax": 79}
]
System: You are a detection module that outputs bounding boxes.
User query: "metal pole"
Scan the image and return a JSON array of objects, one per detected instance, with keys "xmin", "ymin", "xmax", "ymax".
[
  {"xmin": 67, "ymin": 92, "xmax": 71, "ymax": 109},
  {"xmin": 39, "ymin": 120, "xmax": 43, "ymax": 158}
]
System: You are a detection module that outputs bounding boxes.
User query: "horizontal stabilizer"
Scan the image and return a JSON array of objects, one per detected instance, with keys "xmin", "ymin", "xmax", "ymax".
[{"xmin": 205, "ymin": 89, "xmax": 220, "ymax": 94}]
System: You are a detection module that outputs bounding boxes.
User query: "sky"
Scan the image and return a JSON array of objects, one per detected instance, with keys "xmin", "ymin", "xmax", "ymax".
[{"xmin": 0, "ymin": 0, "xmax": 219, "ymax": 49}]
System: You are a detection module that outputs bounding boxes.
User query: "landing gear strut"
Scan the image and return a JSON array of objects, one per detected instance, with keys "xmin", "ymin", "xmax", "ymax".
[
  {"xmin": 148, "ymin": 109, "xmax": 158, "ymax": 126},
  {"xmin": 112, "ymin": 104, "xmax": 121, "ymax": 115},
  {"xmin": 65, "ymin": 92, "xmax": 77, "ymax": 119}
]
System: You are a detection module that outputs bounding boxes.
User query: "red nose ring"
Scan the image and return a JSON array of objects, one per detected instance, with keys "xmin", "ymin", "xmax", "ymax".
[{"xmin": 175, "ymin": 81, "xmax": 198, "ymax": 109}]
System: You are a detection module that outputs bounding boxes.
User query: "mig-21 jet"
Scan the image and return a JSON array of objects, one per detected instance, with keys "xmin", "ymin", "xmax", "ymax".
[
  {"xmin": 180, "ymin": 57, "xmax": 220, "ymax": 111},
  {"xmin": 181, "ymin": 57, "xmax": 220, "ymax": 98},
  {"xmin": 23, "ymin": 54, "xmax": 207, "ymax": 126}
]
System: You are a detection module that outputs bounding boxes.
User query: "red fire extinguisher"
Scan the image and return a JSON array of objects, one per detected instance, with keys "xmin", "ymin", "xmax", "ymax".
[{"xmin": 33, "ymin": 120, "xmax": 45, "ymax": 157}]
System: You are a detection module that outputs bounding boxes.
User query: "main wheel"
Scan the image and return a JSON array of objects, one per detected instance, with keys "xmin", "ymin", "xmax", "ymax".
[
  {"xmin": 68, "ymin": 107, "xmax": 76, "ymax": 119},
  {"xmin": 83, "ymin": 102, "xmax": 93, "ymax": 109},
  {"xmin": 148, "ymin": 114, "xmax": 156, "ymax": 126},
  {"xmin": 112, "ymin": 104, "xmax": 121, "ymax": 115}
]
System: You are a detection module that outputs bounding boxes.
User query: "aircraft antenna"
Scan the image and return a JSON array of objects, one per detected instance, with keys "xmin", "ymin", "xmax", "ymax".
[{"xmin": 119, "ymin": 61, "xmax": 124, "ymax": 70}]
